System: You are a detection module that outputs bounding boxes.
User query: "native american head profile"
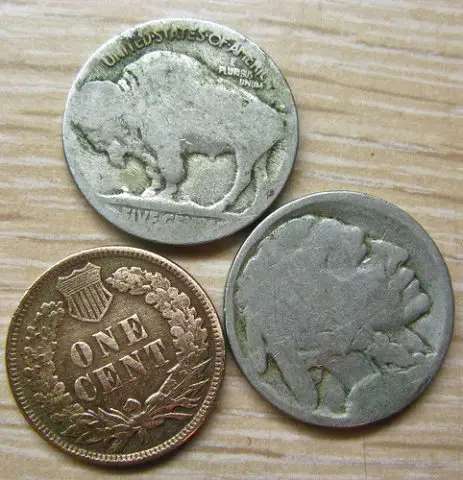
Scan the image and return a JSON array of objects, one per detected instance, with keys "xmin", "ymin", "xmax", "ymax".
[{"xmin": 236, "ymin": 215, "xmax": 433, "ymax": 415}]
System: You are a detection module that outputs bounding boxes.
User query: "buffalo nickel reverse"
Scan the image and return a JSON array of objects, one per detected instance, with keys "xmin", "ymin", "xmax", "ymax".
[
  {"xmin": 6, "ymin": 247, "xmax": 225, "ymax": 464},
  {"xmin": 63, "ymin": 19, "xmax": 298, "ymax": 244},
  {"xmin": 225, "ymin": 192, "xmax": 454, "ymax": 427}
]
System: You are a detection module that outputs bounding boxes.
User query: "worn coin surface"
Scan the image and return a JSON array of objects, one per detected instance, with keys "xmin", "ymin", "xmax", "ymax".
[
  {"xmin": 63, "ymin": 18, "xmax": 298, "ymax": 245},
  {"xmin": 225, "ymin": 191, "xmax": 454, "ymax": 427},
  {"xmin": 6, "ymin": 247, "xmax": 225, "ymax": 464}
]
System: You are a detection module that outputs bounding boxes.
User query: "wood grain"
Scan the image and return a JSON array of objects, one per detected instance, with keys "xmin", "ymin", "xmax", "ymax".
[{"xmin": 1, "ymin": 1, "xmax": 462, "ymax": 479}]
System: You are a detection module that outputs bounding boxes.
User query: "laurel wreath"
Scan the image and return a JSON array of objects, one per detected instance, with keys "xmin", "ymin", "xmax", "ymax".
[{"xmin": 22, "ymin": 267, "xmax": 210, "ymax": 453}]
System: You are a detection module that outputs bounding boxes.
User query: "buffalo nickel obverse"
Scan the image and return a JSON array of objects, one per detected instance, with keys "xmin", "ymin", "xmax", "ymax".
[
  {"xmin": 63, "ymin": 19, "xmax": 298, "ymax": 244},
  {"xmin": 7, "ymin": 247, "xmax": 224, "ymax": 464},
  {"xmin": 225, "ymin": 191, "xmax": 454, "ymax": 427}
]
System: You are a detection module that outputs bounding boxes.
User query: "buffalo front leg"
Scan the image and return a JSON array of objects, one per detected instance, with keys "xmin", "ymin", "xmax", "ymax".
[
  {"xmin": 156, "ymin": 144, "xmax": 185, "ymax": 198},
  {"xmin": 106, "ymin": 139, "xmax": 127, "ymax": 168}
]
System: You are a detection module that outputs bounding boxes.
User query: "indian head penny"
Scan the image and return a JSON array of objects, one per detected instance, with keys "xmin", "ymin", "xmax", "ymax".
[
  {"xmin": 225, "ymin": 191, "xmax": 454, "ymax": 427},
  {"xmin": 6, "ymin": 247, "xmax": 225, "ymax": 464},
  {"xmin": 63, "ymin": 19, "xmax": 298, "ymax": 244}
]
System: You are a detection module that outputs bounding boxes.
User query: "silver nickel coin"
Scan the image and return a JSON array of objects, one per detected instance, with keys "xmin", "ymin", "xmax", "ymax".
[
  {"xmin": 224, "ymin": 191, "xmax": 454, "ymax": 427},
  {"xmin": 63, "ymin": 19, "xmax": 298, "ymax": 245}
]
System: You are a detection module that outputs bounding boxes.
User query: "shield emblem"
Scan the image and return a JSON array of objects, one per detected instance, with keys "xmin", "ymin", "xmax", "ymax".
[{"xmin": 56, "ymin": 262, "xmax": 113, "ymax": 323}]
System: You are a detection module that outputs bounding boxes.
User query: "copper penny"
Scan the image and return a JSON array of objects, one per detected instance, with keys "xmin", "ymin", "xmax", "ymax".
[{"xmin": 6, "ymin": 247, "xmax": 225, "ymax": 465}]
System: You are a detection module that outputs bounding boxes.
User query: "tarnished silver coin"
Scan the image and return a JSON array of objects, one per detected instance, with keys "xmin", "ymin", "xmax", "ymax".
[
  {"xmin": 225, "ymin": 191, "xmax": 454, "ymax": 427},
  {"xmin": 63, "ymin": 19, "xmax": 298, "ymax": 245}
]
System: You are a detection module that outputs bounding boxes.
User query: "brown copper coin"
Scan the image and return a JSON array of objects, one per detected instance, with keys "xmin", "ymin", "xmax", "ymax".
[{"xmin": 6, "ymin": 247, "xmax": 225, "ymax": 465}]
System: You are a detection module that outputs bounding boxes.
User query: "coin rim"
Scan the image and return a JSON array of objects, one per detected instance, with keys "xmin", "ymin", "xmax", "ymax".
[
  {"xmin": 224, "ymin": 190, "xmax": 454, "ymax": 427},
  {"xmin": 6, "ymin": 246, "xmax": 225, "ymax": 465},
  {"xmin": 62, "ymin": 18, "xmax": 299, "ymax": 245}
]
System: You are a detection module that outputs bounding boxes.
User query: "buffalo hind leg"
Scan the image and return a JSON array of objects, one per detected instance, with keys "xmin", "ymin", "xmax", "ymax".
[{"xmin": 215, "ymin": 152, "xmax": 254, "ymax": 211}]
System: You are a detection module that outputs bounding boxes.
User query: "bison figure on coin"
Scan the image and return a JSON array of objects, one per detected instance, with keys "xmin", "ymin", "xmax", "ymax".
[
  {"xmin": 235, "ymin": 215, "xmax": 434, "ymax": 418},
  {"xmin": 70, "ymin": 51, "xmax": 285, "ymax": 213}
]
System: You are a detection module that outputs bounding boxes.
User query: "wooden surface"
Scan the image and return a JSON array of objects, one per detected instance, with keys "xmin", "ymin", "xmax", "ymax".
[{"xmin": 1, "ymin": 1, "xmax": 462, "ymax": 478}]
